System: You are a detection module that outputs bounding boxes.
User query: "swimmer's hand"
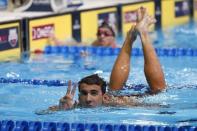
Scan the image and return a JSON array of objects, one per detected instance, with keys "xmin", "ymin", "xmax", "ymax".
[
  {"xmin": 35, "ymin": 108, "xmax": 55, "ymax": 115},
  {"xmin": 59, "ymin": 80, "xmax": 77, "ymax": 110},
  {"xmin": 135, "ymin": 7, "xmax": 156, "ymax": 34}
]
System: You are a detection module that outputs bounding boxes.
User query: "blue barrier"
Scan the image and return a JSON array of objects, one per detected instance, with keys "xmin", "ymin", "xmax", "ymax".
[
  {"xmin": 28, "ymin": 121, "xmax": 42, "ymax": 131},
  {"xmin": 188, "ymin": 126, "xmax": 197, "ymax": 131},
  {"xmin": 158, "ymin": 126, "xmax": 171, "ymax": 131},
  {"xmin": 172, "ymin": 126, "xmax": 178, "ymax": 131},
  {"xmin": 85, "ymin": 123, "xmax": 99, "ymax": 131},
  {"xmin": 100, "ymin": 124, "xmax": 114, "ymax": 131},
  {"xmin": 1, "ymin": 121, "xmax": 197, "ymax": 131},
  {"xmin": 143, "ymin": 126, "xmax": 156, "ymax": 131},
  {"xmin": 14, "ymin": 121, "xmax": 28, "ymax": 131},
  {"xmin": 114, "ymin": 124, "xmax": 127, "ymax": 131},
  {"xmin": 43, "ymin": 46, "xmax": 197, "ymax": 57},
  {"xmin": 71, "ymin": 123, "xmax": 85, "ymax": 131},
  {"xmin": 134, "ymin": 125, "xmax": 143, "ymax": 131},
  {"xmin": 1, "ymin": 120, "xmax": 14, "ymax": 131},
  {"xmin": 42, "ymin": 122, "xmax": 57, "ymax": 131},
  {"xmin": 56, "ymin": 122, "xmax": 70, "ymax": 131}
]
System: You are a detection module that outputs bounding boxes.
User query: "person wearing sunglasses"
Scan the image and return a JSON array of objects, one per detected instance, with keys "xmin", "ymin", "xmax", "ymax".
[
  {"xmin": 48, "ymin": 21, "xmax": 117, "ymax": 48},
  {"xmin": 92, "ymin": 21, "xmax": 117, "ymax": 48}
]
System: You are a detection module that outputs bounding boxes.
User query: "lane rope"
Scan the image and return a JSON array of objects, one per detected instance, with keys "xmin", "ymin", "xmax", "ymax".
[{"xmin": 42, "ymin": 45, "xmax": 197, "ymax": 56}]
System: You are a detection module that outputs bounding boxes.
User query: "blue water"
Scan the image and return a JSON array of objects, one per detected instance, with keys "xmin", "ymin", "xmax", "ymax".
[
  {"xmin": 1, "ymin": 54, "xmax": 196, "ymax": 86},
  {"xmin": 158, "ymin": 21, "xmax": 197, "ymax": 48},
  {"xmin": 0, "ymin": 83, "xmax": 197, "ymax": 126},
  {"xmin": 0, "ymin": 22, "xmax": 197, "ymax": 126},
  {"xmin": 0, "ymin": 54, "xmax": 196, "ymax": 126}
]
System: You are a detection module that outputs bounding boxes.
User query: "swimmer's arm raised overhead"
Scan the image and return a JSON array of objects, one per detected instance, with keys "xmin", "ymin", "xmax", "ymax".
[
  {"xmin": 109, "ymin": 7, "xmax": 166, "ymax": 93},
  {"xmin": 136, "ymin": 8, "xmax": 166, "ymax": 93},
  {"xmin": 109, "ymin": 26, "xmax": 137, "ymax": 90}
]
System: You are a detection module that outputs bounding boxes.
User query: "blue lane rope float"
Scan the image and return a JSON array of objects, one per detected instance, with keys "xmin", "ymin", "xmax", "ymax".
[
  {"xmin": 0, "ymin": 77, "xmax": 197, "ymax": 91},
  {"xmin": 43, "ymin": 45, "xmax": 197, "ymax": 56},
  {"xmin": 0, "ymin": 77, "xmax": 68, "ymax": 87},
  {"xmin": 0, "ymin": 77, "xmax": 147, "ymax": 91},
  {"xmin": 1, "ymin": 120, "xmax": 197, "ymax": 131}
]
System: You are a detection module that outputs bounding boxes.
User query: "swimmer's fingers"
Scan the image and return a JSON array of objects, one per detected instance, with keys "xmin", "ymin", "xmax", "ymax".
[
  {"xmin": 136, "ymin": 8, "xmax": 142, "ymax": 22},
  {"xmin": 141, "ymin": 7, "xmax": 147, "ymax": 18},
  {"xmin": 71, "ymin": 83, "xmax": 77, "ymax": 96},
  {"xmin": 148, "ymin": 15, "xmax": 157, "ymax": 25},
  {"xmin": 137, "ymin": 6, "xmax": 147, "ymax": 23},
  {"xmin": 66, "ymin": 80, "xmax": 72, "ymax": 95}
]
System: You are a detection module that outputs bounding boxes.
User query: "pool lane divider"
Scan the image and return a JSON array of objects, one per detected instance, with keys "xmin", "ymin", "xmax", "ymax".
[
  {"xmin": 0, "ymin": 77, "xmax": 148, "ymax": 91},
  {"xmin": 0, "ymin": 77, "xmax": 68, "ymax": 87},
  {"xmin": 1, "ymin": 120, "xmax": 197, "ymax": 131},
  {"xmin": 1, "ymin": 77, "xmax": 197, "ymax": 91},
  {"xmin": 42, "ymin": 45, "xmax": 197, "ymax": 56}
]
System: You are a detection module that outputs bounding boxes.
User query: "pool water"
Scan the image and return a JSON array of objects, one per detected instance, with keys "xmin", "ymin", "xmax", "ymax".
[
  {"xmin": 0, "ymin": 22, "xmax": 197, "ymax": 126},
  {"xmin": 0, "ymin": 53, "xmax": 197, "ymax": 126}
]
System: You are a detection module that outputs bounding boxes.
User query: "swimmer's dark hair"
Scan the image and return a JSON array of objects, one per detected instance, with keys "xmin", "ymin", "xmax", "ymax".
[
  {"xmin": 78, "ymin": 74, "xmax": 107, "ymax": 94},
  {"xmin": 98, "ymin": 21, "xmax": 115, "ymax": 37}
]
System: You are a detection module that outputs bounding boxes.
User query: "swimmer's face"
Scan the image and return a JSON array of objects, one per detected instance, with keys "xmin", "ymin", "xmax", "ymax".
[
  {"xmin": 97, "ymin": 27, "xmax": 115, "ymax": 47},
  {"xmin": 78, "ymin": 83, "xmax": 103, "ymax": 108}
]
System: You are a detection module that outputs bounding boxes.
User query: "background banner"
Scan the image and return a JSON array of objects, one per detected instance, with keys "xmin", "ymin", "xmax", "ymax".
[
  {"xmin": 0, "ymin": 21, "xmax": 21, "ymax": 61},
  {"xmin": 121, "ymin": 1, "xmax": 155, "ymax": 36},
  {"xmin": 28, "ymin": 14, "xmax": 72, "ymax": 52},
  {"xmin": 162, "ymin": 0, "xmax": 190, "ymax": 27},
  {"xmin": 175, "ymin": 0, "xmax": 190, "ymax": 17},
  {"xmin": 0, "ymin": 27, "xmax": 19, "ymax": 51}
]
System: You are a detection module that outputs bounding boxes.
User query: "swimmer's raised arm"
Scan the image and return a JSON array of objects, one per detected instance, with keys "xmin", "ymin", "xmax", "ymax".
[
  {"xmin": 109, "ymin": 26, "xmax": 137, "ymax": 90},
  {"xmin": 135, "ymin": 7, "xmax": 166, "ymax": 93},
  {"xmin": 109, "ymin": 7, "xmax": 166, "ymax": 93}
]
